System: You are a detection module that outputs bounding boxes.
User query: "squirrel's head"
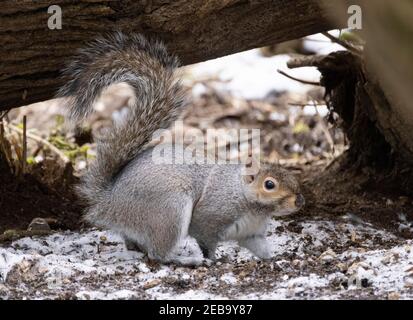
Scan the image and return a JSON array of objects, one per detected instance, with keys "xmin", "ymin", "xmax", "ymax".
[{"xmin": 241, "ymin": 162, "xmax": 304, "ymax": 217}]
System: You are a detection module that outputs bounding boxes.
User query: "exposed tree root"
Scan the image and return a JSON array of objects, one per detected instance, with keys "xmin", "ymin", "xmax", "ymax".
[{"xmin": 289, "ymin": 51, "xmax": 413, "ymax": 196}]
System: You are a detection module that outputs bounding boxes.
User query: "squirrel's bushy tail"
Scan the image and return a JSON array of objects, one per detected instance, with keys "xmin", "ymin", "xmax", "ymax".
[{"xmin": 58, "ymin": 32, "xmax": 185, "ymax": 204}]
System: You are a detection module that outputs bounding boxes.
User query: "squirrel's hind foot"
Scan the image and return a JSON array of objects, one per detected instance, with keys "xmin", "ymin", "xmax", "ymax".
[{"xmin": 148, "ymin": 253, "xmax": 205, "ymax": 267}]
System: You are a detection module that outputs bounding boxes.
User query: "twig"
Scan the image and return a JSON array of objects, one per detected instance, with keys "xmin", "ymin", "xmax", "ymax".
[
  {"xmin": 0, "ymin": 121, "xmax": 15, "ymax": 173},
  {"xmin": 287, "ymin": 55, "xmax": 327, "ymax": 69},
  {"xmin": 7, "ymin": 123, "xmax": 69, "ymax": 164},
  {"xmin": 322, "ymin": 32, "xmax": 363, "ymax": 56},
  {"xmin": 22, "ymin": 115, "xmax": 27, "ymax": 174},
  {"xmin": 324, "ymin": 155, "xmax": 341, "ymax": 171},
  {"xmin": 288, "ymin": 102, "xmax": 309, "ymax": 107},
  {"xmin": 0, "ymin": 110, "xmax": 10, "ymax": 121},
  {"xmin": 288, "ymin": 101, "xmax": 326, "ymax": 107},
  {"xmin": 312, "ymin": 100, "xmax": 335, "ymax": 153},
  {"xmin": 277, "ymin": 69, "xmax": 320, "ymax": 86}
]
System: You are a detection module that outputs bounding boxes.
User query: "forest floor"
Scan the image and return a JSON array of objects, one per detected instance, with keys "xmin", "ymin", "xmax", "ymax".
[
  {"xmin": 1, "ymin": 215, "xmax": 413, "ymax": 299},
  {"xmin": 1, "ymin": 37, "xmax": 413, "ymax": 299},
  {"xmin": 1, "ymin": 159, "xmax": 413, "ymax": 299}
]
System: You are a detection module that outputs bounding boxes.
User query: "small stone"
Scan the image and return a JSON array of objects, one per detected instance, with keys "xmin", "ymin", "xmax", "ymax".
[
  {"xmin": 137, "ymin": 263, "xmax": 150, "ymax": 273},
  {"xmin": 350, "ymin": 230, "xmax": 357, "ymax": 242},
  {"xmin": 319, "ymin": 248, "xmax": 337, "ymax": 262},
  {"xmin": 381, "ymin": 255, "xmax": 392, "ymax": 265},
  {"xmin": 37, "ymin": 266, "xmax": 49, "ymax": 274},
  {"xmin": 196, "ymin": 267, "xmax": 208, "ymax": 273},
  {"xmin": 307, "ymin": 257, "xmax": 315, "ymax": 264},
  {"xmin": 336, "ymin": 262, "xmax": 348, "ymax": 273},
  {"xmin": 381, "ymin": 252, "xmax": 399, "ymax": 264},
  {"xmin": 385, "ymin": 199, "xmax": 393, "ymax": 206},
  {"xmin": 143, "ymin": 278, "xmax": 162, "ymax": 290},
  {"xmin": 348, "ymin": 261, "xmax": 370, "ymax": 273},
  {"xmin": 388, "ymin": 292, "xmax": 400, "ymax": 300},
  {"xmin": 28, "ymin": 218, "xmax": 51, "ymax": 232}
]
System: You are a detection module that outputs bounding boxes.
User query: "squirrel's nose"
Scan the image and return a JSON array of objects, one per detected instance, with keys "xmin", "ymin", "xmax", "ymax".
[{"xmin": 295, "ymin": 194, "xmax": 305, "ymax": 208}]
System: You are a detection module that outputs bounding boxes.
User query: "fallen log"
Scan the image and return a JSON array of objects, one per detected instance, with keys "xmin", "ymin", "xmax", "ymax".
[{"xmin": 0, "ymin": 0, "xmax": 337, "ymax": 110}]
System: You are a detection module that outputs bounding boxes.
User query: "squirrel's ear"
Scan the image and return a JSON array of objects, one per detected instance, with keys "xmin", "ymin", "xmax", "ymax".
[
  {"xmin": 241, "ymin": 154, "xmax": 260, "ymax": 184},
  {"xmin": 242, "ymin": 154, "xmax": 260, "ymax": 177},
  {"xmin": 243, "ymin": 174, "xmax": 255, "ymax": 184}
]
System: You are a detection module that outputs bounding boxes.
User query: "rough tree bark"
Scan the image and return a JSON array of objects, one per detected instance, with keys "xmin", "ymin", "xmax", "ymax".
[
  {"xmin": 0, "ymin": 0, "xmax": 337, "ymax": 111},
  {"xmin": 320, "ymin": 0, "xmax": 413, "ymax": 166}
]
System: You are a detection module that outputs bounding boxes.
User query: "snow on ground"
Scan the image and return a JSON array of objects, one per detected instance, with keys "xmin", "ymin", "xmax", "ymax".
[
  {"xmin": 184, "ymin": 32, "xmax": 345, "ymax": 101},
  {"xmin": 1, "ymin": 218, "xmax": 412, "ymax": 300}
]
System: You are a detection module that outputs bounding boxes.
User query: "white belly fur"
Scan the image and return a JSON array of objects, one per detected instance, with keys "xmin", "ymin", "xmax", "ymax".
[{"xmin": 222, "ymin": 214, "xmax": 268, "ymax": 240}]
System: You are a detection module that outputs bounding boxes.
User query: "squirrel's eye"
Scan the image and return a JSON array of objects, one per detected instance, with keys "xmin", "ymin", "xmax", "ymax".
[{"xmin": 264, "ymin": 178, "xmax": 277, "ymax": 191}]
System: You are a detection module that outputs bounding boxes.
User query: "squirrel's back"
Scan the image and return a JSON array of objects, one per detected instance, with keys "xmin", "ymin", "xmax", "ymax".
[{"xmin": 58, "ymin": 32, "xmax": 186, "ymax": 205}]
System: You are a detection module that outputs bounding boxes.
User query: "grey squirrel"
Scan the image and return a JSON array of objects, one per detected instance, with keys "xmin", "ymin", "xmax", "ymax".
[{"xmin": 58, "ymin": 32, "xmax": 305, "ymax": 264}]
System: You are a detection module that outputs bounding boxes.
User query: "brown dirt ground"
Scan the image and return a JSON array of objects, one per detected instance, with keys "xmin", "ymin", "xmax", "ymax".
[
  {"xmin": 300, "ymin": 157, "xmax": 413, "ymax": 239},
  {"xmin": 0, "ymin": 166, "xmax": 83, "ymax": 234}
]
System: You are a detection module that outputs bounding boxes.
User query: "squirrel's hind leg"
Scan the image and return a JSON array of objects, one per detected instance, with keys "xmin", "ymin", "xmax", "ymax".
[{"xmin": 142, "ymin": 195, "xmax": 195, "ymax": 265}]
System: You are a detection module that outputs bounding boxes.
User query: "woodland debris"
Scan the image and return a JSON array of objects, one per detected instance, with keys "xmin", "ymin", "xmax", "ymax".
[
  {"xmin": 27, "ymin": 218, "xmax": 51, "ymax": 232},
  {"xmin": 0, "ymin": 229, "xmax": 52, "ymax": 243}
]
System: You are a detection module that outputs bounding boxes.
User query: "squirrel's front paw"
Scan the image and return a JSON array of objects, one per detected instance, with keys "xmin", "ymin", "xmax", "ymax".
[
  {"xmin": 239, "ymin": 236, "xmax": 272, "ymax": 260},
  {"xmin": 251, "ymin": 244, "xmax": 272, "ymax": 260},
  {"xmin": 255, "ymin": 250, "xmax": 272, "ymax": 260}
]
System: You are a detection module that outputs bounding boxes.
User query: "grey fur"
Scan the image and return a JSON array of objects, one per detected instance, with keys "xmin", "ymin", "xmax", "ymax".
[
  {"xmin": 60, "ymin": 32, "xmax": 304, "ymax": 265},
  {"xmin": 58, "ymin": 32, "xmax": 185, "ymax": 202}
]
